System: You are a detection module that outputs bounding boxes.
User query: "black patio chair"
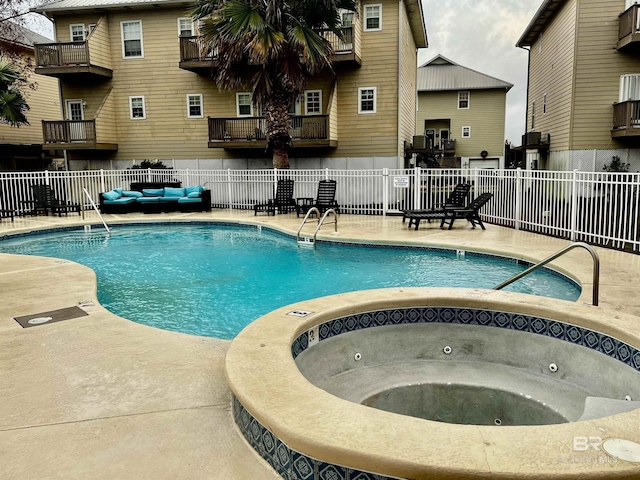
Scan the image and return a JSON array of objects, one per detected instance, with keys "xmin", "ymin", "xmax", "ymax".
[
  {"xmin": 254, "ymin": 178, "xmax": 297, "ymax": 215},
  {"xmin": 440, "ymin": 192, "xmax": 494, "ymax": 230},
  {"xmin": 403, "ymin": 183, "xmax": 471, "ymax": 228},
  {"xmin": 27, "ymin": 184, "xmax": 81, "ymax": 217},
  {"xmin": 296, "ymin": 179, "xmax": 339, "ymax": 217}
]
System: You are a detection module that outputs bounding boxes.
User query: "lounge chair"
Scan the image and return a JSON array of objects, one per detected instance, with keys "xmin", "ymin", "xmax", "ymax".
[
  {"xmin": 296, "ymin": 179, "xmax": 339, "ymax": 217},
  {"xmin": 405, "ymin": 192, "xmax": 493, "ymax": 231},
  {"xmin": 440, "ymin": 192, "xmax": 494, "ymax": 230},
  {"xmin": 27, "ymin": 184, "xmax": 81, "ymax": 217},
  {"xmin": 254, "ymin": 178, "xmax": 297, "ymax": 215},
  {"xmin": 403, "ymin": 183, "xmax": 471, "ymax": 228}
]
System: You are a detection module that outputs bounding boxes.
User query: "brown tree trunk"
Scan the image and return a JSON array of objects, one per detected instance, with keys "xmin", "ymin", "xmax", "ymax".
[{"xmin": 264, "ymin": 86, "xmax": 292, "ymax": 169}]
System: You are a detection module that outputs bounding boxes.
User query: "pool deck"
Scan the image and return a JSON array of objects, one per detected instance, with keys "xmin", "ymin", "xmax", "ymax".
[{"xmin": 1, "ymin": 209, "xmax": 640, "ymax": 479}]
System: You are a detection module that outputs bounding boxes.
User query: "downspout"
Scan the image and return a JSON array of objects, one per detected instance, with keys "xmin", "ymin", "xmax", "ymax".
[{"xmin": 518, "ymin": 45, "xmax": 531, "ymax": 139}]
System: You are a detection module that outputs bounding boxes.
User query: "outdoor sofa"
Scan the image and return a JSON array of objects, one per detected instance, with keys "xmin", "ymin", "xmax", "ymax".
[{"xmin": 99, "ymin": 185, "xmax": 211, "ymax": 214}]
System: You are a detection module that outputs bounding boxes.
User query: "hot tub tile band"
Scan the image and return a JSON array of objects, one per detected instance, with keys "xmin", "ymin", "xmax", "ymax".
[
  {"xmin": 232, "ymin": 395, "xmax": 403, "ymax": 480},
  {"xmin": 291, "ymin": 307, "xmax": 640, "ymax": 373}
]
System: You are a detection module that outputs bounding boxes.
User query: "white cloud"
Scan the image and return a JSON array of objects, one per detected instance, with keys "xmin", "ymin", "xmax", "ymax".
[{"xmin": 420, "ymin": 0, "xmax": 541, "ymax": 145}]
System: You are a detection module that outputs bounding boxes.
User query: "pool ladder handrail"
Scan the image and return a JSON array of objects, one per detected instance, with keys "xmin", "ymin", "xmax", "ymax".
[
  {"xmin": 493, "ymin": 241, "xmax": 599, "ymax": 306},
  {"xmin": 296, "ymin": 208, "xmax": 338, "ymax": 248},
  {"xmin": 82, "ymin": 187, "xmax": 111, "ymax": 236}
]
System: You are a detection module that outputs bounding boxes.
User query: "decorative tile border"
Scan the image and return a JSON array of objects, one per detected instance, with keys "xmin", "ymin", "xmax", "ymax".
[
  {"xmin": 232, "ymin": 395, "xmax": 403, "ymax": 480},
  {"xmin": 291, "ymin": 307, "xmax": 640, "ymax": 373}
]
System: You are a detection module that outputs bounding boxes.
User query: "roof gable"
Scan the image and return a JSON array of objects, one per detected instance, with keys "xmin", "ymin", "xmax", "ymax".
[
  {"xmin": 417, "ymin": 55, "xmax": 513, "ymax": 92},
  {"xmin": 517, "ymin": 0, "xmax": 568, "ymax": 47}
]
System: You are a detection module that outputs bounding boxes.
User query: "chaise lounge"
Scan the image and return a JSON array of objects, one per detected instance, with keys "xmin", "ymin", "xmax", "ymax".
[
  {"xmin": 405, "ymin": 192, "xmax": 493, "ymax": 230},
  {"xmin": 99, "ymin": 185, "xmax": 211, "ymax": 214}
]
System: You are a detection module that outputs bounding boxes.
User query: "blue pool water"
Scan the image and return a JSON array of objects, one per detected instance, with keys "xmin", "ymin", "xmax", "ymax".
[{"xmin": 0, "ymin": 223, "xmax": 581, "ymax": 338}]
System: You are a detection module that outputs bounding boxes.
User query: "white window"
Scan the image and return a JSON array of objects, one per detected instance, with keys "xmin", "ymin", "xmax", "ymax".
[
  {"xmin": 458, "ymin": 91, "xmax": 469, "ymax": 109},
  {"xmin": 531, "ymin": 101, "xmax": 536, "ymax": 130},
  {"xmin": 70, "ymin": 24, "xmax": 86, "ymax": 42},
  {"xmin": 187, "ymin": 94, "xmax": 203, "ymax": 118},
  {"xmin": 462, "ymin": 126, "xmax": 471, "ymax": 138},
  {"xmin": 619, "ymin": 74, "xmax": 640, "ymax": 101},
  {"xmin": 543, "ymin": 94, "xmax": 547, "ymax": 114},
  {"xmin": 121, "ymin": 20, "xmax": 143, "ymax": 58},
  {"xmin": 305, "ymin": 90, "xmax": 322, "ymax": 114},
  {"xmin": 364, "ymin": 5, "xmax": 382, "ymax": 31},
  {"xmin": 178, "ymin": 18, "xmax": 194, "ymax": 37},
  {"xmin": 129, "ymin": 96, "xmax": 146, "ymax": 119},
  {"xmin": 358, "ymin": 87, "xmax": 377, "ymax": 114},
  {"xmin": 341, "ymin": 10, "xmax": 354, "ymax": 27},
  {"xmin": 236, "ymin": 93, "xmax": 253, "ymax": 117}
]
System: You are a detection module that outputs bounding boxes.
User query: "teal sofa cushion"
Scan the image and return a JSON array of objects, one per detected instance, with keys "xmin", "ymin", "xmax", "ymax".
[
  {"xmin": 187, "ymin": 191, "xmax": 201, "ymax": 198},
  {"xmin": 136, "ymin": 196, "xmax": 160, "ymax": 203},
  {"xmin": 158, "ymin": 196, "xmax": 181, "ymax": 203},
  {"xmin": 178, "ymin": 196, "xmax": 203, "ymax": 204},
  {"xmin": 142, "ymin": 188, "xmax": 164, "ymax": 197},
  {"xmin": 185, "ymin": 185, "xmax": 203, "ymax": 195},
  {"xmin": 164, "ymin": 187, "xmax": 186, "ymax": 197},
  {"xmin": 103, "ymin": 197, "xmax": 136, "ymax": 205},
  {"xmin": 102, "ymin": 190, "xmax": 121, "ymax": 201},
  {"xmin": 122, "ymin": 190, "xmax": 143, "ymax": 198}
]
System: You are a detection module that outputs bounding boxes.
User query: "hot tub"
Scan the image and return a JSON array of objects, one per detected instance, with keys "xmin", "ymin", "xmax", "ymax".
[{"xmin": 226, "ymin": 288, "xmax": 640, "ymax": 479}]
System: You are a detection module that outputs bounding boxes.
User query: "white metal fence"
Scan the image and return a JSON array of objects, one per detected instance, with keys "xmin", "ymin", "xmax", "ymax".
[{"xmin": 1, "ymin": 167, "xmax": 639, "ymax": 252}]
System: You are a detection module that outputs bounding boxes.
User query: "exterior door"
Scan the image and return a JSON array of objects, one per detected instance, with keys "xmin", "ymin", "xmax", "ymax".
[
  {"xmin": 439, "ymin": 129, "xmax": 449, "ymax": 149},
  {"xmin": 425, "ymin": 129, "xmax": 435, "ymax": 149},
  {"xmin": 66, "ymin": 100, "xmax": 84, "ymax": 141}
]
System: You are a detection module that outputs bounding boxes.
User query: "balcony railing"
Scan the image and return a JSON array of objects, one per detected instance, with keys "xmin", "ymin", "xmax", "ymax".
[
  {"xmin": 208, "ymin": 115, "xmax": 329, "ymax": 142},
  {"xmin": 320, "ymin": 27, "xmax": 354, "ymax": 53},
  {"xmin": 35, "ymin": 42, "xmax": 112, "ymax": 77},
  {"xmin": 179, "ymin": 36, "xmax": 216, "ymax": 63},
  {"xmin": 522, "ymin": 131, "xmax": 551, "ymax": 149},
  {"xmin": 43, "ymin": 120, "xmax": 96, "ymax": 144},
  {"xmin": 612, "ymin": 100, "xmax": 640, "ymax": 134},
  {"xmin": 619, "ymin": 5, "xmax": 639, "ymax": 41}
]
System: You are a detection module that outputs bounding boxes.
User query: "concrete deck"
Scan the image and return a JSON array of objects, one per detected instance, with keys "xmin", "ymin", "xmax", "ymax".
[{"xmin": 1, "ymin": 210, "xmax": 639, "ymax": 479}]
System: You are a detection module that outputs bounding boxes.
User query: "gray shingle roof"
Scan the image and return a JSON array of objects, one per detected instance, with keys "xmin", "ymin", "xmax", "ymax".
[
  {"xmin": 417, "ymin": 55, "xmax": 513, "ymax": 92},
  {"xmin": 0, "ymin": 22, "xmax": 53, "ymax": 48},
  {"xmin": 32, "ymin": 0, "xmax": 191, "ymax": 13}
]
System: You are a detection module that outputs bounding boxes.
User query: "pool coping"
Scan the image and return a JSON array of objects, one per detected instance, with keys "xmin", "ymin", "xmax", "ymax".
[{"xmin": 227, "ymin": 287, "xmax": 640, "ymax": 479}]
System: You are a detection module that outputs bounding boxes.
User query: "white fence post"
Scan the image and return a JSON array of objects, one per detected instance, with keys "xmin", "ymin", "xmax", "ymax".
[
  {"xmin": 413, "ymin": 166, "xmax": 421, "ymax": 210},
  {"xmin": 45, "ymin": 170, "xmax": 50, "ymax": 185},
  {"xmin": 100, "ymin": 169, "xmax": 105, "ymax": 193},
  {"xmin": 382, "ymin": 168, "xmax": 389, "ymax": 216},
  {"xmin": 570, "ymin": 169, "xmax": 578, "ymax": 241},
  {"xmin": 515, "ymin": 168, "xmax": 522, "ymax": 231},
  {"xmin": 227, "ymin": 168, "xmax": 233, "ymax": 210}
]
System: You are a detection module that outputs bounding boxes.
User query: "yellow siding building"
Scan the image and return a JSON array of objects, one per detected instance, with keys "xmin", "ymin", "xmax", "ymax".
[
  {"xmin": 414, "ymin": 55, "xmax": 512, "ymax": 169},
  {"xmin": 518, "ymin": 0, "xmax": 640, "ymax": 171},
  {"xmin": 33, "ymin": 0, "xmax": 427, "ymax": 170},
  {"xmin": 0, "ymin": 25, "xmax": 61, "ymax": 171}
]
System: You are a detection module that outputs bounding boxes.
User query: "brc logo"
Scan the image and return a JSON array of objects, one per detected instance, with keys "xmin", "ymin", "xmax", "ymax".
[{"xmin": 573, "ymin": 436, "xmax": 603, "ymax": 452}]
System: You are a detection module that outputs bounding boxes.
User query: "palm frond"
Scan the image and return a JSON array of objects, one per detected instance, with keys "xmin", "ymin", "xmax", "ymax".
[
  {"xmin": 287, "ymin": 23, "xmax": 332, "ymax": 72},
  {"xmin": 0, "ymin": 89, "xmax": 29, "ymax": 127}
]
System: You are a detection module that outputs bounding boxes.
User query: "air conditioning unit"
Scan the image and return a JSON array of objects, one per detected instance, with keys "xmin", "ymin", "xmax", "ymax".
[{"xmin": 413, "ymin": 135, "xmax": 427, "ymax": 149}]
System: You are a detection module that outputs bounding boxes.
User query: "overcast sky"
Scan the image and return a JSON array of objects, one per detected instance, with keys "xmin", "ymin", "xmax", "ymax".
[
  {"xmin": 420, "ymin": 0, "xmax": 541, "ymax": 145},
  {"xmin": 24, "ymin": 0, "xmax": 541, "ymax": 145}
]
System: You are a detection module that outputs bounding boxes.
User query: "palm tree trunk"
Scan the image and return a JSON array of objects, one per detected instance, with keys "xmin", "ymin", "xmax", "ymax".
[{"xmin": 264, "ymin": 87, "xmax": 292, "ymax": 169}]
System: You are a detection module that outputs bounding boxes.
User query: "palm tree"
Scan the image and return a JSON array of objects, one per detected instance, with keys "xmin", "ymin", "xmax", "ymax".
[
  {"xmin": 192, "ymin": 0, "xmax": 356, "ymax": 168},
  {"xmin": 0, "ymin": 59, "xmax": 29, "ymax": 127}
]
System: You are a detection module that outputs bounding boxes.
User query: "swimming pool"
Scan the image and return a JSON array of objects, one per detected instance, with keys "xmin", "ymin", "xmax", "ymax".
[{"xmin": 0, "ymin": 223, "xmax": 581, "ymax": 338}]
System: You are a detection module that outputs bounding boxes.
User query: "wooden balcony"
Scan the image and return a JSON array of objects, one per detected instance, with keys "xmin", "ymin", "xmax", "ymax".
[
  {"xmin": 320, "ymin": 26, "xmax": 361, "ymax": 67},
  {"xmin": 179, "ymin": 36, "xmax": 216, "ymax": 71},
  {"xmin": 406, "ymin": 139, "xmax": 456, "ymax": 156},
  {"xmin": 618, "ymin": 5, "xmax": 640, "ymax": 53},
  {"xmin": 35, "ymin": 42, "xmax": 112, "ymax": 78},
  {"xmin": 41, "ymin": 120, "xmax": 117, "ymax": 151},
  {"xmin": 208, "ymin": 115, "xmax": 336, "ymax": 149},
  {"xmin": 612, "ymin": 100, "xmax": 640, "ymax": 137}
]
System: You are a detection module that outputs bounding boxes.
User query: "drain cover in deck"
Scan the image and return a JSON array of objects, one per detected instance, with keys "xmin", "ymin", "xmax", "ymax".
[{"xmin": 14, "ymin": 306, "xmax": 89, "ymax": 328}]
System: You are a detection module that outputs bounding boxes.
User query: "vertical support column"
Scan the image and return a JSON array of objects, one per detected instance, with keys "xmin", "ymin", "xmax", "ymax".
[
  {"xmin": 413, "ymin": 166, "xmax": 421, "ymax": 210},
  {"xmin": 100, "ymin": 169, "xmax": 105, "ymax": 193}
]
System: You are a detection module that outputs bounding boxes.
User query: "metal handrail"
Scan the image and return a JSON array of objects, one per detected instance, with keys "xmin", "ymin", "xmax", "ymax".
[
  {"xmin": 297, "ymin": 208, "xmax": 338, "ymax": 248},
  {"xmin": 82, "ymin": 187, "xmax": 111, "ymax": 235},
  {"xmin": 493, "ymin": 242, "xmax": 599, "ymax": 306}
]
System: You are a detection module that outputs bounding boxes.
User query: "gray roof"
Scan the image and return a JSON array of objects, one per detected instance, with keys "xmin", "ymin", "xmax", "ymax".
[
  {"xmin": 516, "ymin": 0, "xmax": 566, "ymax": 47},
  {"xmin": 33, "ymin": 0, "xmax": 191, "ymax": 13},
  {"xmin": 0, "ymin": 22, "xmax": 53, "ymax": 48},
  {"xmin": 417, "ymin": 55, "xmax": 513, "ymax": 92}
]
